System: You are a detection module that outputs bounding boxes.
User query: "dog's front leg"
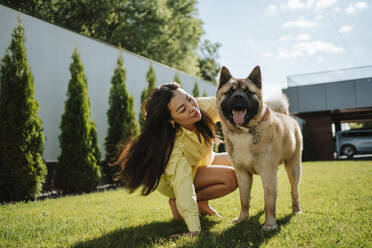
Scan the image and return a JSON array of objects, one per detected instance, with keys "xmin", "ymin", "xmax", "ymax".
[
  {"xmin": 260, "ymin": 168, "xmax": 278, "ymax": 231},
  {"xmin": 233, "ymin": 169, "xmax": 253, "ymax": 223}
]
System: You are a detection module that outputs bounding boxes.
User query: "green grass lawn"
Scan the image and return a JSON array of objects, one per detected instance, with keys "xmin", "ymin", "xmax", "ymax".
[{"xmin": 1, "ymin": 161, "xmax": 372, "ymax": 248}]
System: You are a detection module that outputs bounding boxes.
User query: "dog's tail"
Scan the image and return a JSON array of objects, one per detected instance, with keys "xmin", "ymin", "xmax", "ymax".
[{"xmin": 266, "ymin": 94, "xmax": 289, "ymax": 115}]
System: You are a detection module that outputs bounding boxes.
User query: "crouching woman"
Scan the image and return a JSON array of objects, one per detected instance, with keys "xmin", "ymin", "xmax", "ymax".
[{"xmin": 113, "ymin": 83, "xmax": 237, "ymax": 237}]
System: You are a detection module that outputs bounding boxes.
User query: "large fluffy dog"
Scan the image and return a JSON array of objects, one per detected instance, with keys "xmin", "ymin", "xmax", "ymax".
[{"xmin": 216, "ymin": 66, "xmax": 303, "ymax": 231}]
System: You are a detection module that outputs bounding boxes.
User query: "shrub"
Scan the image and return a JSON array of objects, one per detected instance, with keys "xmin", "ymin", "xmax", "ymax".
[
  {"xmin": 0, "ymin": 19, "xmax": 47, "ymax": 202},
  {"xmin": 139, "ymin": 64, "xmax": 156, "ymax": 128},
  {"xmin": 89, "ymin": 121, "xmax": 101, "ymax": 166},
  {"xmin": 103, "ymin": 54, "xmax": 139, "ymax": 183},
  {"xmin": 54, "ymin": 49, "xmax": 101, "ymax": 193},
  {"xmin": 173, "ymin": 74, "xmax": 182, "ymax": 87},
  {"xmin": 192, "ymin": 82, "xmax": 200, "ymax": 97}
]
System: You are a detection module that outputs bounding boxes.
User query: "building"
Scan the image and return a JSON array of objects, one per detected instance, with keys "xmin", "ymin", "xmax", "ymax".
[{"xmin": 283, "ymin": 66, "xmax": 372, "ymax": 160}]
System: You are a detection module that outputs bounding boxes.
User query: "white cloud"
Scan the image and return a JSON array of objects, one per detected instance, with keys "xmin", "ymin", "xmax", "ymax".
[
  {"xmin": 277, "ymin": 50, "xmax": 303, "ymax": 59},
  {"xmin": 262, "ymin": 52, "xmax": 275, "ymax": 58},
  {"xmin": 334, "ymin": 7, "xmax": 341, "ymax": 12},
  {"xmin": 346, "ymin": 3, "xmax": 356, "ymax": 14},
  {"xmin": 288, "ymin": 0, "xmax": 302, "ymax": 10},
  {"xmin": 296, "ymin": 34, "xmax": 311, "ymax": 41},
  {"xmin": 355, "ymin": 2, "xmax": 368, "ymax": 9},
  {"xmin": 285, "ymin": 0, "xmax": 339, "ymax": 11},
  {"xmin": 279, "ymin": 35, "xmax": 291, "ymax": 42},
  {"xmin": 288, "ymin": 0, "xmax": 314, "ymax": 9},
  {"xmin": 315, "ymin": 0, "xmax": 337, "ymax": 10},
  {"xmin": 294, "ymin": 41, "xmax": 343, "ymax": 55},
  {"xmin": 282, "ymin": 17, "xmax": 317, "ymax": 28},
  {"xmin": 276, "ymin": 41, "xmax": 344, "ymax": 59},
  {"xmin": 346, "ymin": 2, "xmax": 368, "ymax": 14},
  {"xmin": 280, "ymin": 3, "xmax": 288, "ymax": 11},
  {"xmin": 268, "ymin": 5, "xmax": 277, "ymax": 13},
  {"xmin": 245, "ymin": 38, "xmax": 258, "ymax": 46},
  {"xmin": 339, "ymin": 26, "xmax": 352, "ymax": 33}
]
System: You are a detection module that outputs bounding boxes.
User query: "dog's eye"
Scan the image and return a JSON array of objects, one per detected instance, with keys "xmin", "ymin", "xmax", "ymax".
[
  {"xmin": 224, "ymin": 88, "xmax": 233, "ymax": 96},
  {"xmin": 244, "ymin": 88, "xmax": 255, "ymax": 95}
]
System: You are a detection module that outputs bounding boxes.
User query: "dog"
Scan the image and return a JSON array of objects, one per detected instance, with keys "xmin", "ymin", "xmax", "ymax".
[{"xmin": 216, "ymin": 66, "xmax": 303, "ymax": 231}]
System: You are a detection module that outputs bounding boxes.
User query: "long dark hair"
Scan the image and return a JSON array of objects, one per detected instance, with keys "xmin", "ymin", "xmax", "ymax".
[{"xmin": 113, "ymin": 83, "xmax": 216, "ymax": 195}]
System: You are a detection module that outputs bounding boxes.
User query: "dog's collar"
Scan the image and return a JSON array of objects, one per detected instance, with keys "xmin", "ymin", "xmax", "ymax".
[{"xmin": 259, "ymin": 106, "xmax": 270, "ymax": 123}]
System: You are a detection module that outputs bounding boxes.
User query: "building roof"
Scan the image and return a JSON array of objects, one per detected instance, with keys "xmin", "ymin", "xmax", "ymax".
[
  {"xmin": 283, "ymin": 66, "xmax": 372, "ymax": 114},
  {"xmin": 287, "ymin": 65, "xmax": 372, "ymax": 87}
]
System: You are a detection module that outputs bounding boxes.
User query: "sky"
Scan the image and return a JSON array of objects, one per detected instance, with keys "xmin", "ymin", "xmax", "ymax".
[{"xmin": 197, "ymin": 0, "xmax": 372, "ymax": 99}]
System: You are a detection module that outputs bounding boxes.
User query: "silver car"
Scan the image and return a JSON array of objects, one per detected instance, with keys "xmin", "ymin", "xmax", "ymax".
[{"xmin": 335, "ymin": 129, "xmax": 372, "ymax": 159}]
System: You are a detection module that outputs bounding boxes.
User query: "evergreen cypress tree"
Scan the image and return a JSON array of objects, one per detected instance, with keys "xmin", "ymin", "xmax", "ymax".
[
  {"xmin": 139, "ymin": 64, "xmax": 156, "ymax": 128},
  {"xmin": 192, "ymin": 82, "xmax": 200, "ymax": 97},
  {"xmin": 104, "ymin": 54, "xmax": 139, "ymax": 182},
  {"xmin": 90, "ymin": 121, "xmax": 101, "ymax": 165},
  {"xmin": 173, "ymin": 74, "xmax": 182, "ymax": 87},
  {"xmin": 202, "ymin": 90, "xmax": 207, "ymax": 97},
  {"xmin": 0, "ymin": 19, "xmax": 47, "ymax": 202},
  {"xmin": 55, "ymin": 49, "xmax": 101, "ymax": 193}
]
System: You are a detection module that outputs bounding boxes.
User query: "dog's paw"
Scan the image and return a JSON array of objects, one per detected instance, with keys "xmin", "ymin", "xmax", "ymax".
[
  {"xmin": 261, "ymin": 224, "xmax": 278, "ymax": 232},
  {"xmin": 292, "ymin": 209, "xmax": 303, "ymax": 215},
  {"xmin": 232, "ymin": 216, "xmax": 248, "ymax": 224},
  {"xmin": 292, "ymin": 204, "xmax": 302, "ymax": 214}
]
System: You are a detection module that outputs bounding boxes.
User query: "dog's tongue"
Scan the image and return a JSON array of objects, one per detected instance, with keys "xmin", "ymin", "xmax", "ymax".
[{"xmin": 233, "ymin": 110, "xmax": 245, "ymax": 124}]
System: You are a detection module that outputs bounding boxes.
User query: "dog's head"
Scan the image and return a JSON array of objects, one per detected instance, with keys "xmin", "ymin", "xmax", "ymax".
[{"xmin": 216, "ymin": 66, "xmax": 264, "ymax": 128}]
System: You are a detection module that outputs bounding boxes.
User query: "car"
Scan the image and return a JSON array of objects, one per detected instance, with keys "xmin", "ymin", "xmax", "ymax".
[{"xmin": 335, "ymin": 129, "xmax": 372, "ymax": 159}]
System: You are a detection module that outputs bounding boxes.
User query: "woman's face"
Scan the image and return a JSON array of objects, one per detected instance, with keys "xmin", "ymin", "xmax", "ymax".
[{"xmin": 168, "ymin": 88, "xmax": 201, "ymax": 130}]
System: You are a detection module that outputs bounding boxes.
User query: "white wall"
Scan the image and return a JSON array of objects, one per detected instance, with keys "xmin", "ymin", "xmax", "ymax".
[{"xmin": 0, "ymin": 4, "xmax": 217, "ymax": 161}]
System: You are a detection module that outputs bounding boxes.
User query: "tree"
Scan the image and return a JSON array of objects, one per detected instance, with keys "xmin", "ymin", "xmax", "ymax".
[
  {"xmin": 104, "ymin": 53, "xmax": 139, "ymax": 182},
  {"xmin": 89, "ymin": 121, "xmax": 101, "ymax": 166},
  {"xmin": 202, "ymin": 90, "xmax": 207, "ymax": 97},
  {"xmin": 349, "ymin": 122, "xmax": 372, "ymax": 129},
  {"xmin": 198, "ymin": 39, "xmax": 221, "ymax": 84},
  {"xmin": 0, "ymin": 0, "xmax": 207, "ymax": 77},
  {"xmin": 192, "ymin": 82, "xmax": 200, "ymax": 97},
  {"xmin": 55, "ymin": 49, "xmax": 101, "ymax": 193},
  {"xmin": 139, "ymin": 64, "xmax": 156, "ymax": 128},
  {"xmin": 173, "ymin": 74, "xmax": 182, "ymax": 87},
  {"xmin": 0, "ymin": 19, "xmax": 47, "ymax": 202}
]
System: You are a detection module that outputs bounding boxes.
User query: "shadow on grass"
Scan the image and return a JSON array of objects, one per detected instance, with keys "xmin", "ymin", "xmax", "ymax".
[
  {"xmin": 183, "ymin": 211, "xmax": 294, "ymax": 248},
  {"xmin": 73, "ymin": 217, "xmax": 219, "ymax": 248},
  {"xmin": 74, "ymin": 212, "xmax": 293, "ymax": 248}
]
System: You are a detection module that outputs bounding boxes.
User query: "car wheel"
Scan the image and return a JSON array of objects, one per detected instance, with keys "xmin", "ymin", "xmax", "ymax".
[{"xmin": 342, "ymin": 145, "xmax": 355, "ymax": 159}]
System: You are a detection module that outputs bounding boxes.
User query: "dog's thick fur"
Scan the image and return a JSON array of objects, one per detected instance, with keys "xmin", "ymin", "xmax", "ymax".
[{"xmin": 216, "ymin": 66, "xmax": 303, "ymax": 231}]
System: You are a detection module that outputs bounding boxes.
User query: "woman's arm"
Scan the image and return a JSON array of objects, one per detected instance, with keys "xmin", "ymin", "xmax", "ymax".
[{"xmin": 171, "ymin": 156, "xmax": 201, "ymax": 232}]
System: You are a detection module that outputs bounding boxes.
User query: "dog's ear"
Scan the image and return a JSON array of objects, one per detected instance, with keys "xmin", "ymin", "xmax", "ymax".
[
  {"xmin": 247, "ymin": 66, "xmax": 262, "ymax": 89},
  {"xmin": 219, "ymin": 66, "xmax": 232, "ymax": 89}
]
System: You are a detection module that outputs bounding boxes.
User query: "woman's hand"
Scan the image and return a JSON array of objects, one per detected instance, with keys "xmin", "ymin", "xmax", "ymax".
[{"xmin": 169, "ymin": 231, "xmax": 200, "ymax": 239}]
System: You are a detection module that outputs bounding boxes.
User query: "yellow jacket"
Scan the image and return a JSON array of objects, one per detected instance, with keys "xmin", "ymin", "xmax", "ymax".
[{"xmin": 157, "ymin": 96, "xmax": 220, "ymax": 232}]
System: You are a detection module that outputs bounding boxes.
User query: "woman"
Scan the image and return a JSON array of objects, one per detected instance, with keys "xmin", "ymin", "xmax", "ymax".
[{"xmin": 114, "ymin": 83, "xmax": 237, "ymax": 237}]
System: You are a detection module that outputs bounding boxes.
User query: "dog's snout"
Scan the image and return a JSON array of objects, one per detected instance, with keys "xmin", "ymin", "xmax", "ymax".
[{"xmin": 233, "ymin": 92, "xmax": 245, "ymax": 100}]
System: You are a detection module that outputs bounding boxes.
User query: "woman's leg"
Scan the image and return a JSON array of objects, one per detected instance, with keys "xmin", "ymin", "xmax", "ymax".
[
  {"xmin": 194, "ymin": 165, "xmax": 237, "ymax": 200},
  {"xmin": 194, "ymin": 153, "xmax": 237, "ymax": 216},
  {"xmin": 211, "ymin": 152, "xmax": 232, "ymax": 166},
  {"xmin": 169, "ymin": 152, "xmax": 237, "ymax": 219}
]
